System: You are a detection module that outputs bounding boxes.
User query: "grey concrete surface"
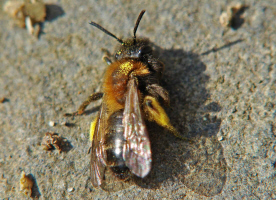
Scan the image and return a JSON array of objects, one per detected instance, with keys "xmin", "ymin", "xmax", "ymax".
[{"xmin": 0, "ymin": 0, "xmax": 275, "ymax": 199}]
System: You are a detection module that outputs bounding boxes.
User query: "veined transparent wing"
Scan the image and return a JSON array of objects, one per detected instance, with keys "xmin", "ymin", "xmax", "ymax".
[
  {"xmin": 123, "ymin": 79, "xmax": 152, "ymax": 178},
  {"xmin": 90, "ymin": 102, "xmax": 107, "ymax": 187},
  {"xmin": 90, "ymin": 99, "xmax": 133, "ymax": 191}
]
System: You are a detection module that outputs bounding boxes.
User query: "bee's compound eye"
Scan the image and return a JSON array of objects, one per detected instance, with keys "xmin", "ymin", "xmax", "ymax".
[{"xmin": 139, "ymin": 46, "xmax": 152, "ymax": 56}]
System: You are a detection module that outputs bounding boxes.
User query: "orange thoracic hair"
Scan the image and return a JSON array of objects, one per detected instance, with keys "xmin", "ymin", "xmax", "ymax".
[{"xmin": 103, "ymin": 58, "xmax": 150, "ymax": 114}]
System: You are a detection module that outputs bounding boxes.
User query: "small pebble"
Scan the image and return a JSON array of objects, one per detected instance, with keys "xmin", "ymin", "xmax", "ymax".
[
  {"xmin": 61, "ymin": 121, "xmax": 67, "ymax": 126},
  {"xmin": 68, "ymin": 187, "xmax": 75, "ymax": 192},
  {"xmin": 49, "ymin": 121, "xmax": 56, "ymax": 127},
  {"xmin": 20, "ymin": 171, "xmax": 34, "ymax": 197},
  {"xmin": 80, "ymin": 133, "xmax": 86, "ymax": 139},
  {"xmin": 0, "ymin": 97, "xmax": 6, "ymax": 103},
  {"xmin": 218, "ymin": 136, "xmax": 224, "ymax": 141}
]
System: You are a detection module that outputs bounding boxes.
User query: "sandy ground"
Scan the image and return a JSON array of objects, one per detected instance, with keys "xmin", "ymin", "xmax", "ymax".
[{"xmin": 0, "ymin": 0, "xmax": 275, "ymax": 199}]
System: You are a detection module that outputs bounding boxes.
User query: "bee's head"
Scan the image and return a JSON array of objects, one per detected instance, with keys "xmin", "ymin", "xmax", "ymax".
[
  {"xmin": 90, "ymin": 10, "xmax": 152, "ymax": 60},
  {"xmin": 114, "ymin": 37, "xmax": 152, "ymax": 60}
]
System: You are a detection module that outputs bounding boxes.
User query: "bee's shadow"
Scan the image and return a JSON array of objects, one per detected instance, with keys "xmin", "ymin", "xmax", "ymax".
[{"xmin": 134, "ymin": 47, "xmax": 227, "ymax": 197}]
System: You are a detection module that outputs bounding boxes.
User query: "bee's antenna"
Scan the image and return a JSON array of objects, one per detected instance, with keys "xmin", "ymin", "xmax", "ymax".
[
  {"xmin": 133, "ymin": 10, "xmax": 146, "ymax": 43},
  {"xmin": 89, "ymin": 21, "xmax": 124, "ymax": 44}
]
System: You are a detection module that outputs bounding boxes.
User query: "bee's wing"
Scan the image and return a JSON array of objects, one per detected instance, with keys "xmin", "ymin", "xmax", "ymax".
[
  {"xmin": 123, "ymin": 79, "xmax": 152, "ymax": 178},
  {"xmin": 90, "ymin": 101, "xmax": 132, "ymax": 191},
  {"xmin": 90, "ymin": 103, "xmax": 107, "ymax": 187}
]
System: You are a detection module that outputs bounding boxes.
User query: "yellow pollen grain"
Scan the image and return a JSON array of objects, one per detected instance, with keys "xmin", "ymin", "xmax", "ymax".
[{"xmin": 119, "ymin": 61, "xmax": 133, "ymax": 75}]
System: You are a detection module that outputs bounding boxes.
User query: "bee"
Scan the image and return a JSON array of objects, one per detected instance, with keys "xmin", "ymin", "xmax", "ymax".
[{"xmin": 66, "ymin": 10, "xmax": 188, "ymax": 191}]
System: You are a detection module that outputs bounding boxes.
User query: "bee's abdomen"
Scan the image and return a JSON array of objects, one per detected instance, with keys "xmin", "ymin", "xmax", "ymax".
[{"xmin": 104, "ymin": 109, "xmax": 125, "ymax": 167}]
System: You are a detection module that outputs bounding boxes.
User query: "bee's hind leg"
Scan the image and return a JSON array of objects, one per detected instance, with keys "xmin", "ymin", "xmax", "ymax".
[
  {"xmin": 146, "ymin": 84, "xmax": 170, "ymax": 106},
  {"xmin": 143, "ymin": 95, "xmax": 193, "ymax": 143}
]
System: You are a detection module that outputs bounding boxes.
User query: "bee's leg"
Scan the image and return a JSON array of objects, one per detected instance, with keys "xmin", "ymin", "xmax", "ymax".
[
  {"xmin": 101, "ymin": 48, "xmax": 112, "ymax": 57},
  {"xmin": 146, "ymin": 84, "xmax": 170, "ymax": 106},
  {"xmin": 87, "ymin": 146, "xmax": 92, "ymax": 154},
  {"xmin": 143, "ymin": 96, "xmax": 193, "ymax": 143},
  {"xmin": 149, "ymin": 60, "xmax": 165, "ymax": 80},
  {"xmin": 89, "ymin": 116, "xmax": 98, "ymax": 141},
  {"xmin": 101, "ymin": 48, "xmax": 112, "ymax": 65},
  {"xmin": 64, "ymin": 92, "xmax": 103, "ymax": 116},
  {"xmin": 103, "ymin": 56, "xmax": 112, "ymax": 65}
]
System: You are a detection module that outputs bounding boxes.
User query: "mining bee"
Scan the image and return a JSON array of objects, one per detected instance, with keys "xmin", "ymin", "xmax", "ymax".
[{"xmin": 66, "ymin": 10, "xmax": 189, "ymax": 191}]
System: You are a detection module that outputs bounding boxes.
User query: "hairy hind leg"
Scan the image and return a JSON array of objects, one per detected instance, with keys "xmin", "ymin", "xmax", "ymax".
[{"xmin": 143, "ymin": 96, "xmax": 193, "ymax": 143}]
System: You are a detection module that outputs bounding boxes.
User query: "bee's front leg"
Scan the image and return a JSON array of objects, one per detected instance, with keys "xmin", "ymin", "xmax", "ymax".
[{"xmin": 101, "ymin": 48, "xmax": 113, "ymax": 65}]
